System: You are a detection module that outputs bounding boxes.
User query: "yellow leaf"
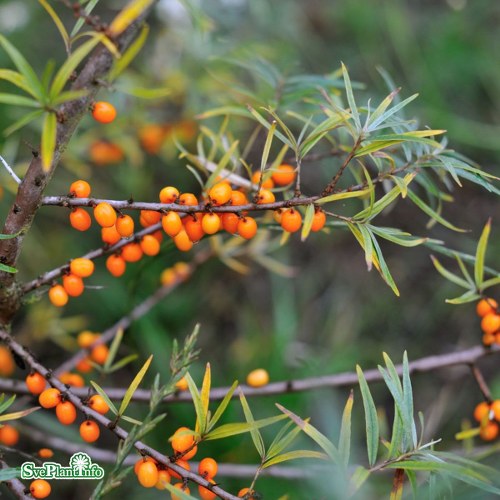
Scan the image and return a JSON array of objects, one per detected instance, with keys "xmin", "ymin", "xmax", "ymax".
[{"xmin": 108, "ymin": 0, "xmax": 155, "ymax": 37}]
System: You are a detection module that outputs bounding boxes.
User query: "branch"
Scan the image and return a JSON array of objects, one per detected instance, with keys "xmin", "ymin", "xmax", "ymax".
[{"xmin": 0, "ymin": 459, "xmax": 29, "ymax": 499}]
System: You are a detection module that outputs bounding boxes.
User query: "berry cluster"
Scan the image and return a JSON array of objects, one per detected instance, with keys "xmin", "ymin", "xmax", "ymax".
[
  {"xmin": 473, "ymin": 400, "xmax": 500, "ymax": 441},
  {"xmin": 477, "ymin": 298, "xmax": 500, "ymax": 346}
]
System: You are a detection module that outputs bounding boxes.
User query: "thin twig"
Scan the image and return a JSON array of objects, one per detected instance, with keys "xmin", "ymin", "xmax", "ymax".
[
  {"xmin": 0, "ymin": 155, "xmax": 21, "ymax": 184},
  {"xmin": 470, "ymin": 363, "xmax": 492, "ymax": 402}
]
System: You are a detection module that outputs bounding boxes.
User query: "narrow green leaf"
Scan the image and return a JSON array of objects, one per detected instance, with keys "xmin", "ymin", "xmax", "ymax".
[
  {"xmin": 0, "ymin": 406, "xmax": 40, "ymax": 422},
  {"xmin": 0, "ymin": 93, "xmax": 41, "ymax": 108},
  {"xmin": 196, "ymin": 106, "xmax": 252, "ymax": 120},
  {"xmin": 445, "ymin": 289, "xmax": 481, "ymax": 305},
  {"xmin": 200, "ymin": 363, "xmax": 211, "ymax": 432},
  {"xmin": 263, "ymin": 450, "xmax": 327, "ymax": 468},
  {"xmin": 3, "ymin": 109, "xmax": 44, "ymax": 137},
  {"xmin": 430, "ymin": 256, "xmax": 470, "ymax": 289},
  {"xmin": 185, "ymin": 372, "xmax": 206, "ymax": 436},
  {"xmin": 338, "ymin": 390, "xmax": 353, "ymax": 467},
  {"xmin": 41, "ymin": 112, "xmax": 57, "ymax": 171},
  {"xmin": 120, "ymin": 414, "xmax": 143, "ymax": 425},
  {"xmin": 90, "ymin": 381, "xmax": 118, "ymax": 415},
  {"xmin": 0, "ymin": 232, "xmax": 20, "ymax": 240},
  {"xmin": 317, "ymin": 187, "xmax": 371, "ymax": 205},
  {"xmin": 370, "ymin": 232, "xmax": 400, "ymax": 295},
  {"xmin": 204, "ymin": 414, "xmax": 287, "ymax": 441},
  {"xmin": 267, "ymin": 421, "xmax": 303, "ymax": 460},
  {"xmin": 104, "ymin": 328, "xmax": 124, "ymax": 371},
  {"xmin": 357, "ymin": 223, "xmax": 374, "ymax": 271},
  {"xmin": 341, "ymin": 62, "xmax": 361, "ymax": 131},
  {"xmin": 368, "ymin": 92, "xmax": 418, "ymax": 131},
  {"xmin": 247, "ymin": 106, "xmax": 294, "ymax": 148},
  {"xmin": 0, "ymin": 394, "xmax": 16, "ymax": 413},
  {"xmin": 0, "ymin": 263, "xmax": 18, "ymax": 274},
  {"xmin": 239, "ymin": 389, "xmax": 265, "ymax": 459},
  {"xmin": 260, "ymin": 120, "xmax": 276, "ymax": 174},
  {"xmin": 0, "ymin": 69, "xmax": 34, "ymax": 96},
  {"xmin": 301, "ymin": 204, "xmax": 315, "ymax": 242},
  {"xmin": 205, "ymin": 140, "xmax": 239, "ymax": 188},
  {"xmin": 70, "ymin": 0, "xmax": 100, "ymax": 37},
  {"xmin": 474, "ymin": 219, "xmax": 491, "ymax": 290},
  {"xmin": 38, "ymin": 0, "xmax": 70, "ymax": 53},
  {"xmin": 118, "ymin": 354, "xmax": 152, "ymax": 416},
  {"xmin": 0, "ymin": 467, "xmax": 21, "ymax": 481},
  {"xmin": 51, "ymin": 89, "xmax": 88, "ymax": 106},
  {"xmin": 109, "ymin": 24, "xmax": 149, "ymax": 81},
  {"xmin": 482, "ymin": 276, "xmax": 500, "ymax": 291},
  {"xmin": 108, "ymin": 354, "xmax": 138, "ymax": 373},
  {"xmin": 208, "ymin": 380, "xmax": 238, "ymax": 432},
  {"xmin": 348, "ymin": 466, "xmax": 371, "ymax": 496},
  {"xmin": 402, "ymin": 351, "xmax": 417, "ymax": 448},
  {"xmin": 370, "ymin": 225, "xmax": 429, "ymax": 248},
  {"xmin": 163, "ymin": 481, "xmax": 198, "ymax": 499}
]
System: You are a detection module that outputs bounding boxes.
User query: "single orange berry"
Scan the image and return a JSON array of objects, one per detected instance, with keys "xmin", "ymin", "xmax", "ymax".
[
  {"xmin": 76, "ymin": 357, "xmax": 93, "ymax": 373},
  {"xmin": 182, "ymin": 444, "xmax": 198, "ymax": 460},
  {"xmin": 140, "ymin": 210, "xmax": 161, "ymax": 226},
  {"xmin": 256, "ymin": 189, "xmax": 275, "ymax": 204},
  {"xmin": 311, "ymin": 209, "xmax": 326, "ymax": 232},
  {"xmin": 175, "ymin": 376, "xmax": 189, "ymax": 391},
  {"xmin": 474, "ymin": 401, "xmax": 491, "ymax": 423},
  {"xmin": 169, "ymin": 460, "xmax": 190, "ymax": 480},
  {"xmin": 480, "ymin": 421, "xmax": 499, "ymax": 441},
  {"xmin": 161, "ymin": 268, "xmax": 176, "ymax": 287},
  {"xmin": 101, "ymin": 225, "xmax": 121, "ymax": 245},
  {"xmin": 29, "ymin": 479, "xmax": 51, "ymax": 499},
  {"xmin": 221, "ymin": 212, "xmax": 239, "ymax": 234},
  {"xmin": 69, "ymin": 208, "xmax": 92, "ymax": 231},
  {"xmin": 77, "ymin": 331, "xmax": 98, "ymax": 348},
  {"xmin": 62, "ymin": 274, "xmax": 84, "ymax": 297},
  {"xmin": 198, "ymin": 479, "xmax": 217, "ymax": 500},
  {"xmin": 90, "ymin": 344, "xmax": 109, "ymax": 365},
  {"xmin": 56, "ymin": 401, "xmax": 77, "ymax": 425},
  {"xmin": 231, "ymin": 190, "xmax": 249, "ymax": 206},
  {"xmin": 39, "ymin": 388, "xmax": 61, "ymax": 409},
  {"xmin": 171, "ymin": 483, "xmax": 190, "ymax": 500},
  {"xmin": 106, "ymin": 254, "xmax": 126, "ymax": 277},
  {"xmin": 477, "ymin": 298, "xmax": 498, "ymax": 317},
  {"xmin": 173, "ymin": 229, "xmax": 193, "ymax": 252},
  {"xmin": 49, "ymin": 284, "xmax": 68, "ymax": 307},
  {"xmin": 115, "ymin": 215, "xmax": 135, "ymax": 238},
  {"xmin": 178, "ymin": 192, "xmax": 198, "ymax": 206},
  {"xmin": 237, "ymin": 217, "xmax": 257, "ymax": 239},
  {"xmin": 483, "ymin": 332, "xmax": 496, "ymax": 346},
  {"xmin": 209, "ymin": 182, "xmax": 232, "ymax": 205},
  {"xmin": 139, "ymin": 124, "xmax": 167, "ymax": 154},
  {"xmin": 137, "ymin": 460, "xmax": 159, "ymax": 488},
  {"xmin": 59, "ymin": 372, "xmax": 85, "ymax": 387},
  {"xmin": 273, "ymin": 209, "xmax": 283, "ymax": 224},
  {"xmin": 201, "ymin": 213, "xmax": 221, "ymax": 234},
  {"xmin": 70, "ymin": 258, "xmax": 95, "ymax": 278},
  {"xmin": 38, "ymin": 448, "xmax": 54, "ymax": 459},
  {"xmin": 134, "ymin": 456, "xmax": 157, "ymax": 475},
  {"xmin": 159, "ymin": 186, "xmax": 180, "ymax": 204},
  {"xmin": 272, "ymin": 163, "xmax": 296, "ymax": 186},
  {"xmin": 0, "ymin": 346, "xmax": 15, "ymax": 377},
  {"xmin": 152, "ymin": 229, "xmax": 163, "ymax": 243},
  {"xmin": 184, "ymin": 215, "xmax": 205, "ymax": 243},
  {"xmin": 89, "ymin": 394, "xmax": 110, "ymax": 415},
  {"xmin": 238, "ymin": 488, "xmax": 256, "ymax": 498},
  {"xmin": 140, "ymin": 235, "xmax": 161, "ymax": 256},
  {"xmin": 251, "ymin": 171, "xmax": 274, "ymax": 189},
  {"xmin": 121, "ymin": 242, "xmax": 143, "ymax": 262},
  {"xmin": 173, "ymin": 262, "xmax": 190, "ymax": 280},
  {"xmin": 89, "ymin": 141, "xmax": 124, "ymax": 166},
  {"xmin": 80, "ymin": 420, "xmax": 100, "ymax": 442},
  {"xmin": 171, "ymin": 427, "xmax": 196, "ymax": 454},
  {"xmin": 69, "ymin": 180, "xmax": 91, "ymax": 198},
  {"xmin": 198, "ymin": 457, "xmax": 218, "ymax": 479},
  {"xmin": 94, "ymin": 202, "xmax": 117, "ymax": 228},
  {"xmin": 280, "ymin": 208, "xmax": 302, "ymax": 233},
  {"xmin": 162, "ymin": 211, "xmax": 183, "ymax": 237},
  {"xmin": 491, "ymin": 400, "xmax": 500, "ymax": 421},
  {"xmin": 92, "ymin": 101, "xmax": 116, "ymax": 124},
  {"xmin": 0, "ymin": 424, "xmax": 19, "ymax": 446},
  {"xmin": 246, "ymin": 368, "xmax": 269, "ymax": 387},
  {"xmin": 26, "ymin": 372, "xmax": 46, "ymax": 395},
  {"xmin": 481, "ymin": 313, "xmax": 500, "ymax": 334},
  {"xmin": 155, "ymin": 469, "xmax": 171, "ymax": 489}
]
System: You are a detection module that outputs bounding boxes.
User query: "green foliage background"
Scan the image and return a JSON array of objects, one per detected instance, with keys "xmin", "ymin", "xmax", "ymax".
[{"xmin": 0, "ymin": 0, "xmax": 499, "ymax": 498}]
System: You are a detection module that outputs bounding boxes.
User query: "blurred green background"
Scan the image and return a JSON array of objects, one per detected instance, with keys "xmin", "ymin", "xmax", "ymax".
[{"xmin": 0, "ymin": 0, "xmax": 499, "ymax": 498}]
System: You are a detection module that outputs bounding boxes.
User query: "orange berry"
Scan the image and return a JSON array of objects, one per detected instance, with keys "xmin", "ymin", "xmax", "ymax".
[
  {"xmin": 483, "ymin": 332, "xmax": 495, "ymax": 346},
  {"xmin": 115, "ymin": 215, "xmax": 135, "ymax": 238},
  {"xmin": 251, "ymin": 171, "xmax": 274, "ymax": 189},
  {"xmin": 94, "ymin": 202, "xmax": 117, "ymax": 228},
  {"xmin": 140, "ymin": 235, "xmax": 161, "ymax": 256},
  {"xmin": 173, "ymin": 262, "xmax": 190, "ymax": 280},
  {"xmin": 76, "ymin": 357, "xmax": 93, "ymax": 373},
  {"xmin": 38, "ymin": 448, "xmax": 54, "ymax": 459},
  {"xmin": 70, "ymin": 208, "xmax": 92, "ymax": 231},
  {"xmin": 90, "ymin": 344, "xmax": 109, "ymax": 365},
  {"xmin": 0, "ymin": 346, "xmax": 15, "ymax": 377},
  {"xmin": 69, "ymin": 180, "xmax": 91, "ymax": 198},
  {"xmin": 70, "ymin": 258, "xmax": 95, "ymax": 278},
  {"xmin": 134, "ymin": 456, "xmax": 157, "ymax": 475},
  {"xmin": 474, "ymin": 401, "xmax": 491, "ymax": 423},
  {"xmin": 272, "ymin": 163, "xmax": 296, "ymax": 186},
  {"xmin": 280, "ymin": 208, "xmax": 302, "ymax": 233},
  {"xmin": 169, "ymin": 460, "xmax": 190, "ymax": 480},
  {"xmin": 171, "ymin": 427, "xmax": 196, "ymax": 454},
  {"xmin": 209, "ymin": 182, "xmax": 232, "ymax": 205},
  {"xmin": 155, "ymin": 469, "xmax": 171, "ymax": 489},
  {"xmin": 175, "ymin": 376, "xmax": 189, "ymax": 391},
  {"xmin": 89, "ymin": 394, "xmax": 110, "ymax": 415},
  {"xmin": 152, "ymin": 229, "xmax": 163, "ymax": 243},
  {"xmin": 101, "ymin": 225, "xmax": 121, "ymax": 245},
  {"xmin": 273, "ymin": 209, "xmax": 283, "ymax": 224},
  {"xmin": 237, "ymin": 217, "xmax": 257, "ymax": 239},
  {"xmin": 89, "ymin": 141, "xmax": 124, "ymax": 166},
  {"xmin": 161, "ymin": 268, "xmax": 176, "ymax": 287},
  {"xmin": 481, "ymin": 313, "xmax": 500, "ymax": 334},
  {"xmin": 231, "ymin": 190, "xmax": 249, "ymax": 206},
  {"xmin": 140, "ymin": 210, "xmax": 161, "ymax": 226},
  {"xmin": 198, "ymin": 457, "xmax": 218, "ymax": 479},
  {"xmin": 171, "ymin": 483, "xmax": 190, "ymax": 500},
  {"xmin": 173, "ymin": 229, "xmax": 193, "ymax": 252},
  {"xmin": 311, "ymin": 209, "xmax": 326, "ymax": 232},
  {"xmin": 201, "ymin": 213, "xmax": 221, "ymax": 234},
  {"xmin": 26, "ymin": 372, "xmax": 46, "ymax": 395},
  {"xmin": 39, "ymin": 388, "xmax": 61, "ymax": 409},
  {"xmin": 62, "ymin": 274, "xmax": 84, "ymax": 297},
  {"xmin": 80, "ymin": 420, "xmax": 100, "ymax": 442},
  {"xmin": 92, "ymin": 101, "xmax": 116, "ymax": 124},
  {"xmin": 77, "ymin": 331, "xmax": 98, "ymax": 348},
  {"xmin": 0, "ymin": 424, "xmax": 19, "ymax": 446},
  {"xmin": 139, "ymin": 124, "xmax": 166, "ymax": 154},
  {"xmin": 491, "ymin": 400, "xmax": 500, "ymax": 421},
  {"xmin": 480, "ymin": 421, "xmax": 499, "ymax": 441},
  {"xmin": 137, "ymin": 460, "xmax": 159, "ymax": 488},
  {"xmin": 159, "ymin": 186, "xmax": 180, "ymax": 204},
  {"xmin": 184, "ymin": 215, "xmax": 205, "ymax": 242},
  {"xmin": 178, "ymin": 193, "xmax": 198, "ymax": 206},
  {"xmin": 56, "ymin": 401, "xmax": 77, "ymax": 425},
  {"xmin": 477, "ymin": 298, "xmax": 498, "ymax": 317},
  {"xmin": 182, "ymin": 444, "xmax": 198, "ymax": 460},
  {"xmin": 256, "ymin": 189, "xmax": 275, "ymax": 204},
  {"xmin": 246, "ymin": 368, "xmax": 269, "ymax": 387},
  {"xmin": 221, "ymin": 212, "xmax": 239, "ymax": 234},
  {"xmin": 162, "ymin": 211, "xmax": 183, "ymax": 237},
  {"xmin": 59, "ymin": 372, "xmax": 85, "ymax": 387},
  {"xmin": 29, "ymin": 479, "xmax": 51, "ymax": 499},
  {"xmin": 121, "ymin": 242, "xmax": 143, "ymax": 262},
  {"xmin": 238, "ymin": 488, "xmax": 256, "ymax": 498},
  {"xmin": 106, "ymin": 254, "xmax": 126, "ymax": 277},
  {"xmin": 198, "ymin": 479, "xmax": 217, "ymax": 500},
  {"xmin": 49, "ymin": 284, "xmax": 68, "ymax": 307}
]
